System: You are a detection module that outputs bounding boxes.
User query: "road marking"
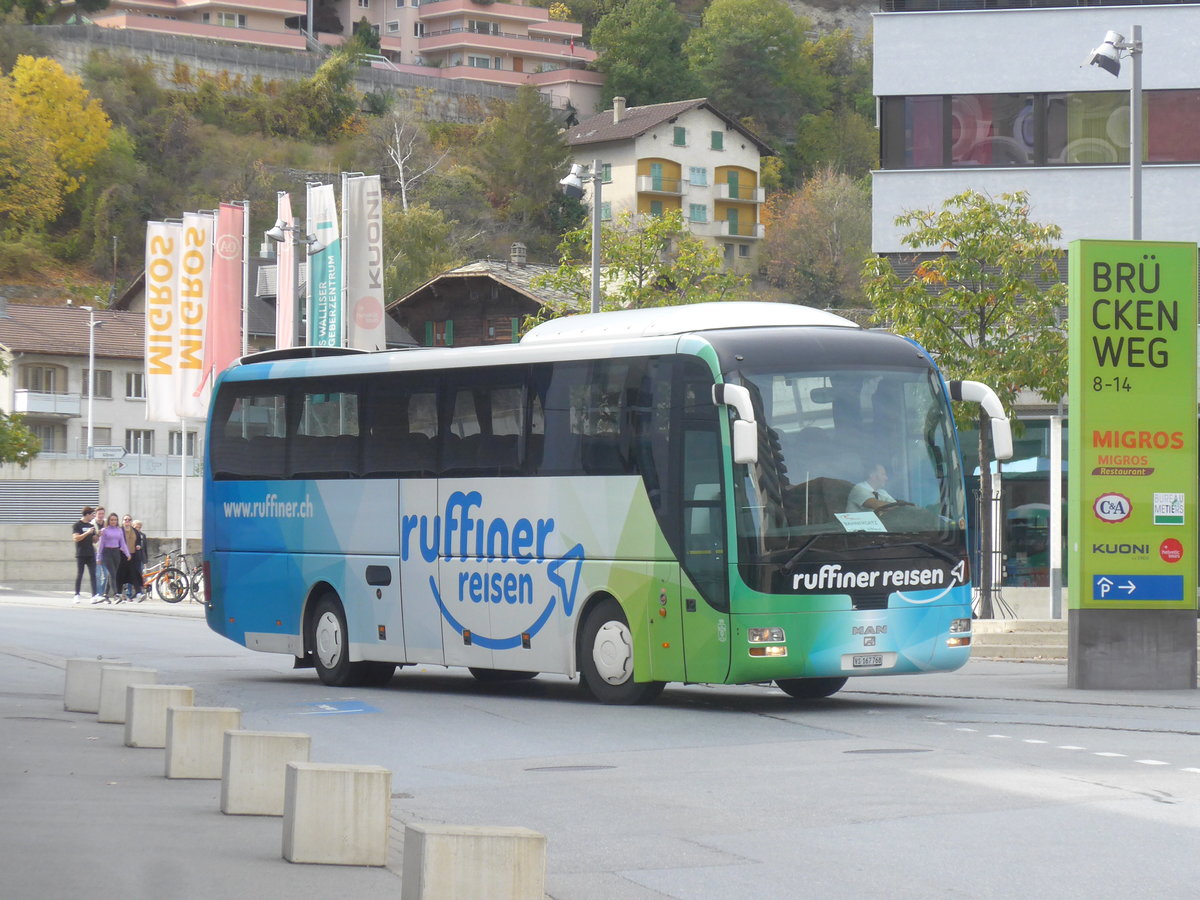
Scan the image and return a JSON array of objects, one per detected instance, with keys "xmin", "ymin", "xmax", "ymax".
[
  {"xmin": 1023, "ymin": 739, "xmax": 1048, "ymax": 744},
  {"xmin": 1095, "ymin": 752, "xmax": 1126, "ymax": 758},
  {"xmin": 1058, "ymin": 745, "xmax": 1086, "ymax": 750},
  {"xmin": 955, "ymin": 727, "xmax": 977, "ymax": 732},
  {"xmin": 1136, "ymin": 760, "xmax": 1169, "ymax": 766},
  {"xmin": 988, "ymin": 734, "xmax": 1010, "ymax": 739},
  {"xmin": 1181, "ymin": 768, "xmax": 1200, "ymax": 775}
]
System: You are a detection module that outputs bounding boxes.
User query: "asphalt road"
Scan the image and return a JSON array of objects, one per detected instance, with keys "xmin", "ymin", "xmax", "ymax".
[{"xmin": 3, "ymin": 595, "xmax": 1199, "ymax": 899}]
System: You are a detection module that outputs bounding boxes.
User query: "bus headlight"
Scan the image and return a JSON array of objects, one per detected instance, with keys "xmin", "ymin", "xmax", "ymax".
[
  {"xmin": 749, "ymin": 645, "xmax": 788, "ymax": 657},
  {"xmin": 947, "ymin": 618, "xmax": 972, "ymax": 647},
  {"xmin": 949, "ymin": 618, "xmax": 971, "ymax": 633},
  {"xmin": 747, "ymin": 627, "xmax": 786, "ymax": 643}
]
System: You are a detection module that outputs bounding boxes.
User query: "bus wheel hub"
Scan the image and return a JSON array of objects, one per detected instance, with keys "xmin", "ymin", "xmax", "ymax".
[{"xmin": 593, "ymin": 620, "xmax": 632, "ymax": 685}]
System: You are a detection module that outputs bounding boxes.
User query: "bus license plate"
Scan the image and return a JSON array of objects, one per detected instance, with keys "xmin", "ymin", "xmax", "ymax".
[{"xmin": 852, "ymin": 654, "xmax": 884, "ymax": 668}]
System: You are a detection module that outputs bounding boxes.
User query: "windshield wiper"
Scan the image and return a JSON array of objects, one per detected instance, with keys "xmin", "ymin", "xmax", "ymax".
[
  {"xmin": 855, "ymin": 540, "xmax": 961, "ymax": 565},
  {"xmin": 782, "ymin": 533, "xmax": 831, "ymax": 571}
]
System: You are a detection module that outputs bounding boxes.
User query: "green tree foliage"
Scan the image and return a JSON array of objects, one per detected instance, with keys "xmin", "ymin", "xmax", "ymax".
[
  {"xmin": 684, "ymin": 0, "xmax": 826, "ymax": 140},
  {"xmin": 0, "ymin": 82, "xmax": 60, "ymax": 232},
  {"xmin": 382, "ymin": 201, "xmax": 464, "ymax": 302},
  {"xmin": 0, "ymin": 9, "xmax": 48, "ymax": 70},
  {"xmin": 861, "ymin": 190, "xmax": 1068, "ymax": 616},
  {"xmin": 1, "ymin": 0, "xmax": 107, "ymax": 25},
  {"xmin": 590, "ymin": 0, "xmax": 697, "ymax": 108},
  {"xmin": 763, "ymin": 168, "xmax": 870, "ymax": 308},
  {"xmin": 472, "ymin": 86, "xmax": 575, "ymax": 232},
  {"xmin": 532, "ymin": 208, "xmax": 748, "ymax": 316},
  {"xmin": 0, "ymin": 409, "xmax": 39, "ymax": 466}
]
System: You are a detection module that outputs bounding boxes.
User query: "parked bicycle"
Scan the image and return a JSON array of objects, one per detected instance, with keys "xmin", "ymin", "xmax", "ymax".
[
  {"xmin": 140, "ymin": 552, "xmax": 173, "ymax": 601},
  {"xmin": 154, "ymin": 551, "xmax": 206, "ymax": 604}
]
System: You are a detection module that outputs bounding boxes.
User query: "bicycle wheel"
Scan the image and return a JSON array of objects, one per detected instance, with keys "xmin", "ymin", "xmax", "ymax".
[{"xmin": 155, "ymin": 566, "xmax": 190, "ymax": 603}]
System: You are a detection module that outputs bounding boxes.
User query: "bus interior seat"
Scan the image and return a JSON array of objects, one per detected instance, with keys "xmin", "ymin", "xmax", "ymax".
[
  {"xmin": 290, "ymin": 434, "xmax": 359, "ymax": 478},
  {"xmin": 783, "ymin": 477, "xmax": 854, "ymax": 527},
  {"xmin": 244, "ymin": 436, "xmax": 285, "ymax": 479},
  {"xmin": 582, "ymin": 433, "xmax": 626, "ymax": 475}
]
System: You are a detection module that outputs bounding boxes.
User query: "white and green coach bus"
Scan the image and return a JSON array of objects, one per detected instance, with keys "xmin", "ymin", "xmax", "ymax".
[{"xmin": 202, "ymin": 302, "xmax": 1012, "ymax": 703}]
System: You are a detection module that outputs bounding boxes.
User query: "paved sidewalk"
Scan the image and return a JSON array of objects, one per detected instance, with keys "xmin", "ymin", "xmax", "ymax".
[{"xmin": 0, "ymin": 585, "xmax": 206, "ymax": 618}]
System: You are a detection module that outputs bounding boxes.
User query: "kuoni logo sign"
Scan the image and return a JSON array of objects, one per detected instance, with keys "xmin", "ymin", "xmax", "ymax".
[
  {"xmin": 1092, "ymin": 492, "xmax": 1131, "ymax": 523},
  {"xmin": 1068, "ymin": 240, "xmax": 1197, "ymax": 611}
]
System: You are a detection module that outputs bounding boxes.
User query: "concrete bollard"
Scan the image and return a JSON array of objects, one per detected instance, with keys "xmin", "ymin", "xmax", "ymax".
[
  {"xmin": 124, "ymin": 685, "xmax": 195, "ymax": 748},
  {"xmin": 97, "ymin": 666, "xmax": 156, "ymax": 724},
  {"xmin": 221, "ymin": 730, "xmax": 312, "ymax": 816},
  {"xmin": 165, "ymin": 706, "xmax": 242, "ymax": 779},
  {"xmin": 64, "ymin": 658, "xmax": 130, "ymax": 713},
  {"xmin": 401, "ymin": 824, "xmax": 547, "ymax": 900},
  {"xmin": 282, "ymin": 762, "xmax": 391, "ymax": 866}
]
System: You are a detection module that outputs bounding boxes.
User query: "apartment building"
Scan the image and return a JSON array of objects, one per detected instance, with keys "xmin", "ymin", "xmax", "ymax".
[
  {"xmin": 63, "ymin": 0, "xmax": 602, "ymax": 114},
  {"xmin": 566, "ymin": 98, "xmax": 774, "ymax": 274}
]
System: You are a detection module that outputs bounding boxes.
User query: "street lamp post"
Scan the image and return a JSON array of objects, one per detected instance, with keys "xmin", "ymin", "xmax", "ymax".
[
  {"xmin": 559, "ymin": 160, "xmax": 603, "ymax": 314},
  {"xmin": 79, "ymin": 304, "xmax": 102, "ymax": 458},
  {"xmin": 1087, "ymin": 26, "xmax": 1144, "ymax": 239},
  {"xmin": 265, "ymin": 218, "xmax": 327, "ymax": 346}
]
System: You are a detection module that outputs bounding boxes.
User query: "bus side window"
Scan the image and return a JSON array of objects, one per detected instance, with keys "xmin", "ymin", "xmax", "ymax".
[{"xmin": 213, "ymin": 390, "xmax": 287, "ymax": 480}]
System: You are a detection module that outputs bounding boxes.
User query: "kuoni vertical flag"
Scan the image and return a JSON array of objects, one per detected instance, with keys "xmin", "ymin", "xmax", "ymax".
[
  {"xmin": 177, "ymin": 211, "xmax": 214, "ymax": 419},
  {"xmin": 275, "ymin": 191, "xmax": 296, "ymax": 350},
  {"xmin": 144, "ymin": 220, "xmax": 182, "ymax": 423},
  {"xmin": 343, "ymin": 174, "xmax": 386, "ymax": 351},
  {"xmin": 202, "ymin": 202, "xmax": 245, "ymax": 389},
  {"xmin": 307, "ymin": 182, "xmax": 343, "ymax": 346}
]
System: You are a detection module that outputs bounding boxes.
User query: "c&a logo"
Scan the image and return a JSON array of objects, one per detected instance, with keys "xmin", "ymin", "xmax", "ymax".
[{"xmin": 1093, "ymin": 492, "xmax": 1132, "ymax": 523}]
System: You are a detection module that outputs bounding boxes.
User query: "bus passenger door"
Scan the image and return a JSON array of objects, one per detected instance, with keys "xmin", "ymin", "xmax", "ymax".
[{"xmin": 645, "ymin": 563, "xmax": 686, "ymax": 682}]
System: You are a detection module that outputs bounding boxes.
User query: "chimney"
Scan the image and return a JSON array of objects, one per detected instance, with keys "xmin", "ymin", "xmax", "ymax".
[
  {"xmin": 613, "ymin": 96, "xmax": 626, "ymax": 125},
  {"xmin": 510, "ymin": 242, "xmax": 527, "ymax": 268}
]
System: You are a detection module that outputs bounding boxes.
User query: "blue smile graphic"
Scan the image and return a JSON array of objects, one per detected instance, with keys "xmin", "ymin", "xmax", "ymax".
[{"xmin": 430, "ymin": 543, "xmax": 585, "ymax": 649}]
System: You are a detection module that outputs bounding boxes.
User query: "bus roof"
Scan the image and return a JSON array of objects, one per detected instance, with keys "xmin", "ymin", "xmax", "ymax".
[{"xmin": 521, "ymin": 302, "xmax": 858, "ymax": 344}]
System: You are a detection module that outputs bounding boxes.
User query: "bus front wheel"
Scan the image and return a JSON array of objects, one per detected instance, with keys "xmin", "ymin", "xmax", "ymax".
[
  {"xmin": 310, "ymin": 595, "xmax": 396, "ymax": 687},
  {"xmin": 775, "ymin": 677, "xmax": 847, "ymax": 699},
  {"xmin": 578, "ymin": 598, "xmax": 665, "ymax": 705}
]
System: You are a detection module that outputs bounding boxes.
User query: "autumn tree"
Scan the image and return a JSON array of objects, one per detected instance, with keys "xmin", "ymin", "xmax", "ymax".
[
  {"xmin": 382, "ymin": 201, "xmax": 464, "ymax": 301},
  {"xmin": 861, "ymin": 190, "xmax": 1068, "ymax": 617},
  {"xmin": 590, "ymin": 0, "xmax": 698, "ymax": 107},
  {"xmin": 532, "ymin": 208, "xmax": 749, "ymax": 317},
  {"xmin": 762, "ymin": 168, "xmax": 870, "ymax": 308}
]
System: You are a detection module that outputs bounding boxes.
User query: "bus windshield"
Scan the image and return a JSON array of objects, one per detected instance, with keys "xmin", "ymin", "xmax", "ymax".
[{"xmin": 732, "ymin": 363, "xmax": 966, "ymax": 573}]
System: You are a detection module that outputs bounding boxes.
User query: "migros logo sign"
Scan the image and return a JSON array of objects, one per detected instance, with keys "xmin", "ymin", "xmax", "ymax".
[{"xmin": 1092, "ymin": 430, "xmax": 1184, "ymax": 450}]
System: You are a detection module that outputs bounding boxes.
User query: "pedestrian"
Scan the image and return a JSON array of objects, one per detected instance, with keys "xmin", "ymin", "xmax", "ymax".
[
  {"xmin": 71, "ymin": 506, "xmax": 100, "ymax": 603},
  {"xmin": 118, "ymin": 515, "xmax": 141, "ymax": 600},
  {"xmin": 124, "ymin": 516, "xmax": 147, "ymax": 601},
  {"xmin": 92, "ymin": 506, "xmax": 108, "ymax": 598},
  {"xmin": 94, "ymin": 512, "xmax": 131, "ymax": 604}
]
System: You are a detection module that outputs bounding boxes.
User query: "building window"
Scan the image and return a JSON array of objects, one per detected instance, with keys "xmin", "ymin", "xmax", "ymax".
[
  {"xmin": 211, "ymin": 11, "xmax": 247, "ymax": 27},
  {"xmin": 92, "ymin": 426, "xmax": 112, "ymax": 447},
  {"xmin": 359, "ymin": 0, "xmax": 369, "ymax": 7},
  {"xmin": 673, "ymin": 126, "xmax": 687, "ymax": 146},
  {"xmin": 126, "ymin": 371, "xmax": 145, "ymax": 400},
  {"xmin": 689, "ymin": 203, "xmax": 708, "ymax": 224},
  {"xmin": 738, "ymin": 243, "xmax": 750, "ymax": 257},
  {"xmin": 688, "ymin": 166, "xmax": 707, "ymax": 186},
  {"xmin": 411, "ymin": 0, "xmax": 419, "ymax": 5},
  {"xmin": 82, "ymin": 369, "xmax": 112, "ymax": 399},
  {"xmin": 424, "ymin": 320, "xmax": 453, "ymax": 347},
  {"xmin": 387, "ymin": 19, "xmax": 400, "ymax": 32},
  {"xmin": 601, "ymin": 163, "xmax": 612, "ymax": 183},
  {"xmin": 484, "ymin": 316, "xmax": 519, "ymax": 344},
  {"xmin": 711, "ymin": 130, "xmax": 724, "ymax": 151},
  {"xmin": 125, "ymin": 429, "xmax": 154, "ymax": 455},
  {"xmin": 468, "ymin": 19, "xmax": 498, "ymax": 35},
  {"xmin": 467, "ymin": 55, "xmax": 493, "ymax": 69},
  {"xmin": 413, "ymin": 22, "xmax": 425, "ymax": 36},
  {"xmin": 169, "ymin": 430, "xmax": 199, "ymax": 457},
  {"xmin": 599, "ymin": 201, "xmax": 611, "ymax": 221},
  {"xmin": 31, "ymin": 423, "xmax": 65, "ymax": 453},
  {"xmin": 650, "ymin": 200, "xmax": 664, "ymax": 217},
  {"xmin": 19, "ymin": 364, "xmax": 64, "ymax": 393}
]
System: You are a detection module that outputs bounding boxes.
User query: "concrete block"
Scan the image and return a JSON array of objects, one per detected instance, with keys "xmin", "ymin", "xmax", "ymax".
[
  {"xmin": 221, "ymin": 730, "xmax": 311, "ymax": 816},
  {"xmin": 64, "ymin": 658, "xmax": 130, "ymax": 713},
  {"xmin": 165, "ymin": 706, "xmax": 242, "ymax": 779},
  {"xmin": 124, "ymin": 684, "xmax": 195, "ymax": 748},
  {"xmin": 401, "ymin": 823, "xmax": 547, "ymax": 900},
  {"xmin": 97, "ymin": 666, "xmax": 156, "ymax": 723},
  {"xmin": 282, "ymin": 762, "xmax": 391, "ymax": 866},
  {"xmin": 1069, "ymin": 608, "xmax": 1198, "ymax": 689}
]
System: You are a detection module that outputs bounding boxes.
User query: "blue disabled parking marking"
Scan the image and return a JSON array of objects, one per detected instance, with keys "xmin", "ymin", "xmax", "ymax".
[{"xmin": 294, "ymin": 700, "xmax": 379, "ymax": 715}]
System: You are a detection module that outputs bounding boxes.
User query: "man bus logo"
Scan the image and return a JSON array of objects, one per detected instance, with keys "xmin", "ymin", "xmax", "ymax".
[{"xmin": 1093, "ymin": 492, "xmax": 1132, "ymax": 523}]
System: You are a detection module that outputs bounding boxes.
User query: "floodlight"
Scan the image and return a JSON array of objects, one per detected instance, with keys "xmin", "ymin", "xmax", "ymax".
[
  {"xmin": 559, "ymin": 164, "xmax": 586, "ymax": 200},
  {"xmin": 264, "ymin": 219, "xmax": 288, "ymax": 242},
  {"xmin": 1086, "ymin": 31, "xmax": 1124, "ymax": 76}
]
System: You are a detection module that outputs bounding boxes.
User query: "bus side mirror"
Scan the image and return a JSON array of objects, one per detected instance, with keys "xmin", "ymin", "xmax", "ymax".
[
  {"xmin": 949, "ymin": 380, "xmax": 1014, "ymax": 461},
  {"xmin": 713, "ymin": 383, "xmax": 759, "ymax": 465}
]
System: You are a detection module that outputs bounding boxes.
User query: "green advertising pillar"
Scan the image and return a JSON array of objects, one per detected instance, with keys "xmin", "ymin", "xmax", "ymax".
[{"xmin": 1068, "ymin": 239, "xmax": 1198, "ymax": 689}]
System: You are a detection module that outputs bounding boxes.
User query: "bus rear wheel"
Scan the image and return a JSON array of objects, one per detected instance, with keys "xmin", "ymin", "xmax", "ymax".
[
  {"xmin": 310, "ymin": 595, "xmax": 396, "ymax": 687},
  {"xmin": 775, "ymin": 677, "xmax": 847, "ymax": 699},
  {"xmin": 578, "ymin": 598, "xmax": 665, "ymax": 705}
]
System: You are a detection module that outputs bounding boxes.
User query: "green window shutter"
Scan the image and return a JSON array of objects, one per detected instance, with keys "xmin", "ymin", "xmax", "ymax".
[
  {"xmin": 445, "ymin": 319, "xmax": 454, "ymax": 346},
  {"xmin": 728, "ymin": 170, "xmax": 739, "ymax": 199},
  {"xmin": 424, "ymin": 321, "xmax": 433, "ymax": 346},
  {"xmin": 673, "ymin": 126, "xmax": 686, "ymax": 146},
  {"xmin": 711, "ymin": 130, "xmax": 723, "ymax": 150},
  {"xmin": 510, "ymin": 317, "xmax": 519, "ymax": 343},
  {"xmin": 650, "ymin": 200, "xmax": 663, "ymax": 217}
]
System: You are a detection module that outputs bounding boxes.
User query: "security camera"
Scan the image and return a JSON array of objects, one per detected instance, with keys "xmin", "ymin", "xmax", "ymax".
[
  {"xmin": 559, "ymin": 164, "xmax": 586, "ymax": 201},
  {"xmin": 1086, "ymin": 31, "xmax": 1124, "ymax": 76}
]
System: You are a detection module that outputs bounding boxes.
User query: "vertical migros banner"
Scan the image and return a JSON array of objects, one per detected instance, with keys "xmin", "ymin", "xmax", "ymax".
[
  {"xmin": 204, "ymin": 202, "xmax": 244, "ymax": 391},
  {"xmin": 343, "ymin": 174, "xmax": 386, "ymax": 351},
  {"xmin": 306, "ymin": 182, "xmax": 342, "ymax": 347},
  {"xmin": 275, "ymin": 191, "xmax": 296, "ymax": 350},
  {"xmin": 177, "ymin": 211, "xmax": 214, "ymax": 419},
  {"xmin": 144, "ymin": 220, "xmax": 181, "ymax": 423},
  {"xmin": 1068, "ymin": 239, "xmax": 1198, "ymax": 610}
]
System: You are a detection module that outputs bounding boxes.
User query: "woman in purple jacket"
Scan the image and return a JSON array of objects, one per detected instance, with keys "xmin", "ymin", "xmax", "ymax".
[{"xmin": 95, "ymin": 513, "xmax": 131, "ymax": 604}]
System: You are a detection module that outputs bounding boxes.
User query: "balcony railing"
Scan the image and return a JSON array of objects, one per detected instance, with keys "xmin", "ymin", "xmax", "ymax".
[
  {"xmin": 14, "ymin": 390, "xmax": 81, "ymax": 417},
  {"xmin": 716, "ymin": 184, "xmax": 765, "ymax": 203},
  {"xmin": 422, "ymin": 26, "xmax": 590, "ymax": 52},
  {"xmin": 719, "ymin": 221, "xmax": 765, "ymax": 239},
  {"xmin": 637, "ymin": 175, "xmax": 683, "ymax": 195}
]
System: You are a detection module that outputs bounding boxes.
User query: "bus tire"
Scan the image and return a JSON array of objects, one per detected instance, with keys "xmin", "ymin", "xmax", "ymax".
[
  {"xmin": 310, "ymin": 594, "xmax": 385, "ymax": 687},
  {"xmin": 468, "ymin": 668, "xmax": 538, "ymax": 683},
  {"xmin": 578, "ymin": 598, "xmax": 665, "ymax": 705},
  {"xmin": 775, "ymin": 677, "xmax": 847, "ymax": 699}
]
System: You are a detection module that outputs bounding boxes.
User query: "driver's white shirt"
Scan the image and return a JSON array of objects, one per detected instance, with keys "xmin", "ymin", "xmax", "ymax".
[{"xmin": 846, "ymin": 481, "xmax": 896, "ymax": 512}]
